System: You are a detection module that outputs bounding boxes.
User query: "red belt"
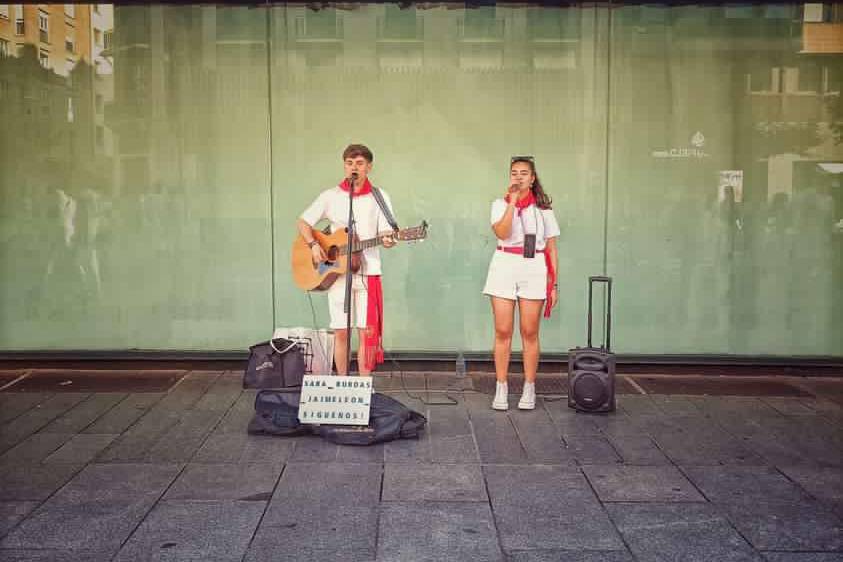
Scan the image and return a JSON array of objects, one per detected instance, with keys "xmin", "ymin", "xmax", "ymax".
[{"xmin": 497, "ymin": 246, "xmax": 545, "ymax": 255}]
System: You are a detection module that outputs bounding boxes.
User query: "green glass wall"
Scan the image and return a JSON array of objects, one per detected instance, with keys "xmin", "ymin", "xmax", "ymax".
[{"xmin": 1, "ymin": 3, "xmax": 840, "ymax": 356}]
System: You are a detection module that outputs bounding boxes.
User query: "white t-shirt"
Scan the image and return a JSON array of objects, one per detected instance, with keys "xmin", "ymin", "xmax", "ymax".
[
  {"xmin": 300, "ymin": 185, "xmax": 396, "ymax": 276},
  {"xmin": 490, "ymin": 199, "xmax": 560, "ymax": 250}
]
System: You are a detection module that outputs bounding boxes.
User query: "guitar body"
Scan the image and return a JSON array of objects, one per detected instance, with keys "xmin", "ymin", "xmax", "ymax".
[{"xmin": 291, "ymin": 228, "xmax": 362, "ymax": 292}]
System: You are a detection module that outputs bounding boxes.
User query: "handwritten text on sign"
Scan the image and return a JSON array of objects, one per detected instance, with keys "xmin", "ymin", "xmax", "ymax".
[{"xmin": 298, "ymin": 375, "xmax": 373, "ymax": 425}]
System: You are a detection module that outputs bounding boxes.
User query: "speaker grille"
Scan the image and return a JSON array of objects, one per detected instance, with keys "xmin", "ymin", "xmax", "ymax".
[{"xmin": 571, "ymin": 372, "xmax": 608, "ymax": 410}]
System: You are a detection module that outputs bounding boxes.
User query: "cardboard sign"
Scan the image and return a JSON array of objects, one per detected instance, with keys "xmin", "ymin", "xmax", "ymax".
[{"xmin": 298, "ymin": 375, "xmax": 373, "ymax": 425}]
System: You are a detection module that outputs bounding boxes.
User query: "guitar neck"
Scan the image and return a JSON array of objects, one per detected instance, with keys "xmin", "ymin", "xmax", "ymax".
[{"xmin": 339, "ymin": 236, "xmax": 384, "ymax": 256}]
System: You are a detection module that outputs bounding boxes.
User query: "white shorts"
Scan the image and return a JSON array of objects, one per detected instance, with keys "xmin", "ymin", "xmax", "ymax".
[
  {"xmin": 482, "ymin": 250, "xmax": 548, "ymax": 301},
  {"xmin": 327, "ymin": 274, "xmax": 369, "ymax": 330}
]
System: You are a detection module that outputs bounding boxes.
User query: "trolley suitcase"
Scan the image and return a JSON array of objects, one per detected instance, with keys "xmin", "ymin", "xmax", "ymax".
[{"xmin": 568, "ymin": 276, "xmax": 616, "ymax": 413}]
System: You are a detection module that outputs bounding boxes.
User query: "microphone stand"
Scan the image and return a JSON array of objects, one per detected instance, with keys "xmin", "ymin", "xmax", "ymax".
[{"xmin": 343, "ymin": 174, "xmax": 356, "ymax": 376}]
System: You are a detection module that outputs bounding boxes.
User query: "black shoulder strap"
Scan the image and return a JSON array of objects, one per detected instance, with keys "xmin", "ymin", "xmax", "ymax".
[{"xmin": 371, "ymin": 186, "xmax": 399, "ymax": 231}]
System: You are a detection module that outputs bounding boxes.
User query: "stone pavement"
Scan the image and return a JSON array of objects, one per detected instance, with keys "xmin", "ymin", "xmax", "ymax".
[{"xmin": 0, "ymin": 369, "xmax": 841, "ymax": 561}]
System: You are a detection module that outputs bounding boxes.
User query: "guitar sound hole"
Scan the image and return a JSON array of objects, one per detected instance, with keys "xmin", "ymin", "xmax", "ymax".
[{"xmin": 326, "ymin": 247, "xmax": 339, "ymax": 262}]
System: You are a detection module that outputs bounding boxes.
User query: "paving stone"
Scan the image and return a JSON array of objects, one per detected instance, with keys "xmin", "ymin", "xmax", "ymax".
[
  {"xmin": 762, "ymin": 397, "xmax": 822, "ymax": 416},
  {"xmin": 43, "ymin": 434, "xmax": 118, "ymax": 464},
  {"xmin": 113, "ymin": 500, "xmax": 265, "ymax": 562},
  {"xmin": 40, "ymin": 393, "xmax": 126, "ymax": 434},
  {"xmin": 493, "ymin": 499, "xmax": 624, "ymax": 551},
  {"xmin": 484, "ymin": 465, "xmax": 598, "ymax": 505},
  {"xmin": 740, "ymin": 433, "xmax": 820, "ymax": 468},
  {"xmin": 693, "ymin": 397, "xmax": 782, "ymax": 419},
  {"xmin": 0, "ymin": 432, "xmax": 73, "ymax": 464},
  {"xmin": 193, "ymin": 432, "xmax": 295, "ymax": 464},
  {"xmin": 607, "ymin": 435, "xmax": 672, "ymax": 465},
  {"xmin": 652, "ymin": 428, "xmax": 766, "ymax": 466},
  {"xmin": 543, "ymin": 400, "xmax": 605, "ymax": 435},
  {"xmin": 720, "ymin": 501, "xmax": 843, "ymax": 551},
  {"xmin": 337, "ymin": 442, "xmax": 385, "ymax": 464},
  {"xmin": 0, "ymin": 463, "xmax": 83, "ymax": 501},
  {"xmin": 0, "ymin": 464, "xmax": 182, "ymax": 553},
  {"xmin": 0, "ymin": 549, "xmax": 113, "ymax": 561},
  {"xmin": 778, "ymin": 466, "xmax": 843, "ymax": 501},
  {"xmin": 683, "ymin": 466, "xmax": 813, "ymax": 504},
  {"xmin": 189, "ymin": 373, "xmax": 241, "ymax": 412},
  {"xmin": 145, "ymin": 410, "xmax": 222, "ymax": 462},
  {"xmin": 822, "ymin": 498, "xmax": 843, "ymax": 520},
  {"xmin": 649, "ymin": 395, "xmax": 704, "ymax": 416},
  {"xmin": 384, "ymin": 373, "xmax": 425, "ymax": 392},
  {"xmin": 0, "ymin": 394, "xmax": 53, "ymax": 424},
  {"xmin": 142, "ymin": 372, "xmax": 218, "ymax": 417},
  {"xmin": 563, "ymin": 434, "xmax": 622, "ymax": 464},
  {"xmin": 0, "ymin": 394, "xmax": 90, "ymax": 453},
  {"xmin": 377, "ymin": 502, "xmax": 503, "ymax": 562},
  {"xmin": 617, "ymin": 395, "xmax": 662, "ymax": 417},
  {"xmin": 246, "ymin": 504, "xmax": 377, "ymax": 562},
  {"xmin": 164, "ymin": 463, "xmax": 282, "ymax": 501},
  {"xmin": 583, "ymin": 465, "xmax": 704, "ymax": 502},
  {"xmin": 82, "ymin": 393, "xmax": 165, "ymax": 435},
  {"xmin": 428, "ymin": 402, "xmax": 472, "ymax": 439},
  {"xmin": 592, "ymin": 412, "xmax": 650, "ymax": 437},
  {"xmin": 427, "ymin": 372, "xmax": 461, "ymax": 390},
  {"xmin": 43, "ymin": 462, "xmax": 180, "ymax": 504},
  {"xmin": 510, "ymin": 408, "xmax": 573, "ymax": 464},
  {"xmin": 471, "ymin": 412, "xmax": 529, "ymax": 464},
  {"xmin": 430, "ymin": 434, "xmax": 479, "ymax": 463},
  {"xmin": 95, "ymin": 411, "xmax": 181, "ymax": 462},
  {"xmin": 0, "ymin": 495, "xmax": 158, "ymax": 554},
  {"xmin": 506, "ymin": 551, "xmax": 634, "ymax": 562},
  {"xmin": 383, "ymin": 464, "xmax": 486, "ymax": 502},
  {"xmin": 484, "ymin": 466, "xmax": 622, "ymax": 551},
  {"xmin": 0, "ymin": 501, "xmax": 39, "ymax": 538},
  {"xmin": 762, "ymin": 554, "xmax": 843, "ymax": 562},
  {"xmin": 203, "ymin": 391, "xmax": 257, "ymax": 435},
  {"xmin": 288, "ymin": 435, "xmax": 340, "ymax": 462},
  {"xmin": 384, "ymin": 433, "xmax": 431, "ymax": 463},
  {"xmin": 265, "ymin": 463, "xmax": 381, "ymax": 515},
  {"xmin": 607, "ymin": 502, "xmax": 762, "ymax": 562}
]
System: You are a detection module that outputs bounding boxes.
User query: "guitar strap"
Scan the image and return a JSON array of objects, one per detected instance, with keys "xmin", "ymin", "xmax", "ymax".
[{"xmin": 371, "ymin": 186, "xmax": 399, "ymax": 231}]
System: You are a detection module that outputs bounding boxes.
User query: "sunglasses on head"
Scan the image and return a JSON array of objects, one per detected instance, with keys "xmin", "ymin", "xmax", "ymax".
[{"xmin": 511, "ymin": 155, "xmax": 535, "ymax": 163}]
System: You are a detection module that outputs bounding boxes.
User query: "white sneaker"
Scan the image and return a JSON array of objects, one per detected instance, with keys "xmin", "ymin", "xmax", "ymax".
[
  {"xmin": 518, "ymin": 381, "xmax": 536, "ymax": 410},
  {"xmin": 492, "ymin": 381, "xmax": 508, "ymax": 410}
]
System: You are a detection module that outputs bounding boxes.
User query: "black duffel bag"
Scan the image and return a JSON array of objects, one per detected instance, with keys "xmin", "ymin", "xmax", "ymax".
[
  {"xmin": 243, "ymin": 338, "xmax": 306, "ymax": 389},
  {"xmin": 247, "ymin": 389, "xmax": 310, "ymax": 436},
  {"xmin": 247, "ymin": 390, "xmax": 427, "ymax": 445}
]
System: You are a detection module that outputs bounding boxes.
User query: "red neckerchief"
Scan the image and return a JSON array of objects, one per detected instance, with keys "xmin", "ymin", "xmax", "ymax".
[
  {"xmin": 339, "ymin": 177, "xmax": 373, "ymax": 196},
  {"xmin": 362, "ymin": 276, "xmax": 384, "ymax": 372},
  {"xmin": 505, "ymin": 191, "xmax": 535, "ymax": 215}
]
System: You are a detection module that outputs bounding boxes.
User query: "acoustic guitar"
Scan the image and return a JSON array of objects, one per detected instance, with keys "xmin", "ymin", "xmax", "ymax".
[{"xmin": 291, "ymin": 221, "xmax": 429, "ymax": 291}]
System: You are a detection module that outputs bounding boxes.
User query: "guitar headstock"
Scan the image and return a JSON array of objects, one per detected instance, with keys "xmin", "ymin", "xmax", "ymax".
[{"xmin": 396, "ymin": 220, "xmax": 429, "ymax": 243}]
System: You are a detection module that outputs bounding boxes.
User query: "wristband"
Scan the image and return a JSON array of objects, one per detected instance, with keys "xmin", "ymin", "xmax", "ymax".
[{"xmin": 307, "ymin": 240, "xmax": 318, "ymax": 248}]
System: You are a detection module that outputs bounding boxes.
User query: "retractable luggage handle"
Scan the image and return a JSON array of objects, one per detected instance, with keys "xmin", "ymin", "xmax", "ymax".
[{"xmin": 587, "ymin": 276, "xmax": 612, "ymax": 351}]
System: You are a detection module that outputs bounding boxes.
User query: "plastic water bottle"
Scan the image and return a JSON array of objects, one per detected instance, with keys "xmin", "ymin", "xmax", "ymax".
[{"xmin": 455, "ymin": 352, "xmax": 467, "ymax": 377}]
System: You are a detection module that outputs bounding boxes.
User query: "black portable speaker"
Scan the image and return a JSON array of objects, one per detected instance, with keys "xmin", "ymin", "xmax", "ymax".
[{"xmin": 568, "ymin": 276, "xmax": 615, "ymax": 413}]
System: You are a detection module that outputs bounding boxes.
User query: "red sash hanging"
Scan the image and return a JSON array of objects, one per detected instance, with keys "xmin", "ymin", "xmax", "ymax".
[{"xmin": 362, "ymin": 275, "xmax": 384, "ymax": 371}]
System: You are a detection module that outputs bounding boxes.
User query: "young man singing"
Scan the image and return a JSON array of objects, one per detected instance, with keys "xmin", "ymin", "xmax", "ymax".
[{"xmin": 296, "ymin": 144, "xmax": 397, "ymax": 375}]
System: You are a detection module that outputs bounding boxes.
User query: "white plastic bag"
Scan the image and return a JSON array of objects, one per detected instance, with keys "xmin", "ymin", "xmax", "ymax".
[{"xmin": 272, "ymin": 327, "xmax": 335, "ymax": 375}]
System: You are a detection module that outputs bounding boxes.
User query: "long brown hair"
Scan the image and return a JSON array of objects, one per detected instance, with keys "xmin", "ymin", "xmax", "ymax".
[{"xmin": 511, "ymin": 157, "xmax": 552, "ymax": 210}]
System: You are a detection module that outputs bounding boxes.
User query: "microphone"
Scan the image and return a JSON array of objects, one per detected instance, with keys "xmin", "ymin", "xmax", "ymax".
[{"xmin": 350, "ymin": 172, "xmax": 358, "ymax": 184}]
